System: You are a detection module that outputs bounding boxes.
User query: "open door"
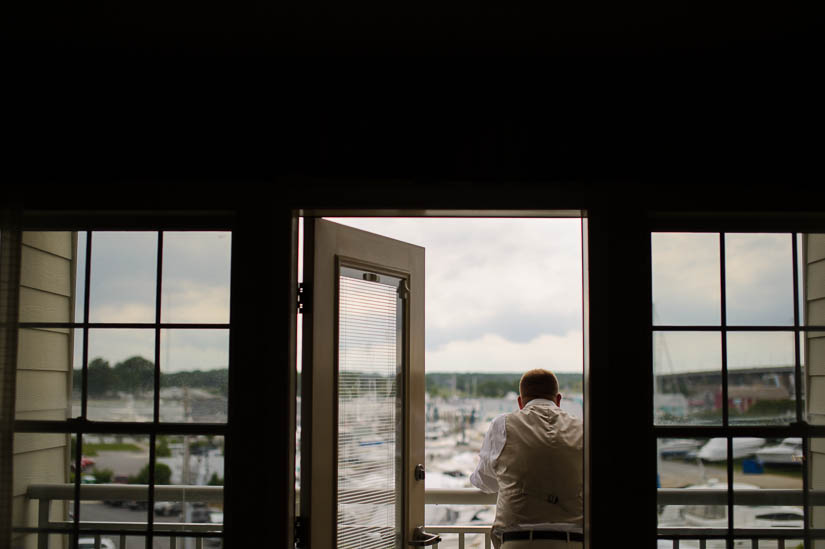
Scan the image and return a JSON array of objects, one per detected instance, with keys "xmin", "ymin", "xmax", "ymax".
[{"xmin": 300, "ymin": 218, "xmax": 429, "ymax": 549}]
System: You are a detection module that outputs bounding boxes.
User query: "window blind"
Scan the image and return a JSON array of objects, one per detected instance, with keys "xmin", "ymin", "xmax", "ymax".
[{"xmin": 337, "ymin": 271, "xmax": 403, "ymax": 549}]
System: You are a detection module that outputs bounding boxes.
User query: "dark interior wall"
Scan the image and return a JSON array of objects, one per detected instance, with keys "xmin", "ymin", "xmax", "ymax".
[
  {"xmin": 5, "ymin": 0, "xmax": 822, "ymax": 187},
  {"xmin": 3, "ymin": 3, "xmax": 822, "ymax": 546}
]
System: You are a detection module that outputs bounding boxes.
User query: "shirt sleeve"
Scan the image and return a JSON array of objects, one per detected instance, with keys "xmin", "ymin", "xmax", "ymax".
[{"xmin": 470, "ymin": 414, "xmax": 506, "ymax": 494}]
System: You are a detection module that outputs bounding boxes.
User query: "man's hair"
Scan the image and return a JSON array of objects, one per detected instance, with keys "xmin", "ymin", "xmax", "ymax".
[{"xmin": 519, "ymin": 369, "xmax": 559, "ymax": 400}]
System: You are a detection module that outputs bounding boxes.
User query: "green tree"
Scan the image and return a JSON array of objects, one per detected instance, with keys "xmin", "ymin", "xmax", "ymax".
[
  {"xmin": 207, "ymin": 473, "xmax": 223, "ymax": 486},
  {"xmin": 114, "ymin": 356, "xmax": 155, "ymax": 393},
  {"xmin": 93, "ymin": 468, "xmax": 113, "ymax": 483},
  {"xmin": 156, "ymin": 436, "xmax": 172, "ymax": 457},
  {"xmin": 88, "ymin": 358, "xmax": 114, "ymax": 396},
  {"xmin": 129, "ymin": 463, "xmax": 172, "ymax": 485}
]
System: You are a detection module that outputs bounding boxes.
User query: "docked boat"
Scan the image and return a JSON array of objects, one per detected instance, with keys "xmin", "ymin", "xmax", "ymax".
[
  {"xmin": 658, "ymin": 438, "xmax": 703, "ymax": 458},
  {"xmin": 755, "ymin": 437, "xmax": 803, "ymax": 465},
  {"xmin": 696, "ymin": 437, "xmax": 766, "ymax": 461}
]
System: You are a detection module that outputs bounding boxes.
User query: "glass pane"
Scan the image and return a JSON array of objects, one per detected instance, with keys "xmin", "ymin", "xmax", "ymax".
[
  {"xmin": 725, "ymin": 233, "xmax": 795, "ymax": 326},
  {"xmin": 15, "ymin": 327, "xmax": 72, "ymax": 421},
  {"xmin": 89, "ymin": 232, "xmax": 157, "ymax": 323},
  {"xmin": 12, "ymin": 431, "xmax": 72, "ymax": 538},
  {"xmin": 159, "ymin": 330, "xmax": 228, "ymax": 423},
  {"xmin": 18, "ymin": 231, "xmax": 75, "ymax": 324},
  {"xmin": 654, "ymin": 332, "xmax": 722, "ymax": 425},
  {"xmin": 78, "ymin": 434, "xmax": 150, "ymax": 531},
  {"xmin": 76, "ymin": 231, "xmax": 87, "ymax": 323},
  {"xmin": 154, "ymin": 435, "xmax": 224, "ymax": 538},
  {"xmin": 809, "ymin": 437, "xmax": 825, "ymax": 549},
  {"xmin": 651, "ymin": 233, "xmax": 721, "ymax": 326},
  {"xmin": 733, "ymin": 436, "xmax": 802, "ymax": 530},
  {"xmin": 337, "ymin": 267, "xmax": 404, "ymax": 549},
  {"xmin": 803, "ymin": 234, "xmax": 825, "ymax": 328},
  {"xmin": 12, "ymin": 534, "xmax": 72, "ymax": 549},
  {"xmin": 658, "ymin": 436, "xmax": 728, "ymax": 531},
  {"xmin": 161, "ymin": 232, "xmax": 231, "ymax": 324},
  {"xmin": 154, "ymin": 537, "xmax": 221, "ymax": 549},
  {"xmin": 122, "ymin": 536, "xmax": 147, "ymax": 549},
  {"xmin": 72, "ymin": 328, "xmax": 83, "ymax": 419},
  {"xmin": 726, "ymin": 331, "xmax": 797, "ymax": 425},
  {"xmin": 86, "ymin": 329, "xmax": 154, "ymax": 422},
  {"xmin": 806, "ymin": 331, "xmax": 825, "ymax": 425},
  {"xmin": 657, "ymin": 438, "xmax": 728, "ymax": 528}
]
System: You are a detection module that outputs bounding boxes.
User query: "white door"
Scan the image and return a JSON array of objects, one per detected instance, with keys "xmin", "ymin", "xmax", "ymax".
[{"xmin": 301, "ymin": 219, "xmax": 427, "ymax": 549}]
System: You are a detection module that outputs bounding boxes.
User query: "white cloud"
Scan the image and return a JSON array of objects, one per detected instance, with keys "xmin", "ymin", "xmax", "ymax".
[
  {"xmin": 324, "ymin": 218, "xmax": 583, "ymax": 351},
  {"xmin": 426, "ymin": 332, "xmax": 583, "ymax": 373},
  {"xmin": 162, "ymin": 282, "xmax": 231, "ymax": 323}
]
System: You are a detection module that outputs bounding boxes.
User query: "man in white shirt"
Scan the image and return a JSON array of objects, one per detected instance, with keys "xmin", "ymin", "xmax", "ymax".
[{"xmin": 470, "ymin": 369, "xmax": 583, "ymax": 548}]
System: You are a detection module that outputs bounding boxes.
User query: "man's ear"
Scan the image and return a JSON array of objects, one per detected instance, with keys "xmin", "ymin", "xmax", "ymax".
[
  {"xmin": 517, "ymin": 395, "xmax": 524, "ymax": 410},
  {"xmin": 555, "ymin": 393, "xmax": 562, "ymax": 406}
]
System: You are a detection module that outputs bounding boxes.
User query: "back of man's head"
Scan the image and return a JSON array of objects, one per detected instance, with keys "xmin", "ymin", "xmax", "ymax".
[{"xmin": 519, "ymin": 369, "xmax": 559, "ymax": 402}]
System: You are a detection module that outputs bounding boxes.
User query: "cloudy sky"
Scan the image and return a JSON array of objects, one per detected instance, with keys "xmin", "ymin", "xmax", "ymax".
[
  {"xmin": 73, "ymin": 231, "xmax": 231, "ymax": 373},
  {"xmin": 72, "ymin": 226, "xmax": 806, "ymax": 377},
  {"xmin": 324, "ymin": 218, "xmax": 585, "ymax": 374},
  {"xmin": 652, "ymin": 232, "xmax": 802, "ymax": 374}
]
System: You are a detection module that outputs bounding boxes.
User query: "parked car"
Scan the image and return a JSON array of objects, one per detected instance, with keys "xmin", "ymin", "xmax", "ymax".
[
  {"xmin": 127, "ymin": 500, "xmax": 148, "ymax": 511},
  {"xmin": 154, "ymin": 501, "xmax": 182, "ymax": 516},
  {"xmin": 191, "ymin": 506, "xmax": 210, "ymax": 523},
  {"xmin": 103, "ymin": 475, "xmax": 130, "ymax": 507}
]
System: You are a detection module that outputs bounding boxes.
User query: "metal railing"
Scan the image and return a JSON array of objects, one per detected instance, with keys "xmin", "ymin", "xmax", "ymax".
[
  {"xmin": 17, "ymin": 484, "xmax": 223, "ymax": 549},
  {"xmin": 425, "ymin": 490, "xmax": 497, "ymax": 549},
  {"xmin": 18, "ymin": 485, "xmax": 825, "ymax": 548}
]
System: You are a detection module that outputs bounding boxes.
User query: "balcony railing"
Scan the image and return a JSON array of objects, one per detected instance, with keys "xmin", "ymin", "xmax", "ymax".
[
  {"xmin": 17, "ymin": 484, "xmax": 223, "ymax": 549},
  {"xmin": 17, "ymin": 485, "xmax": 825, "ymax": 549}
]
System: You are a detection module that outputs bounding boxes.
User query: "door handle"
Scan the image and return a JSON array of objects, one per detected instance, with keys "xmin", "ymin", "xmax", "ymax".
[{"xmin": 408, "ymin": 526, "xmax": 441, "ymax": 547}]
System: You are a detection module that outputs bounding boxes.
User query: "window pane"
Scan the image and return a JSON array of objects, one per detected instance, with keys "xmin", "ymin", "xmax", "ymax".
[
  {"xmin": 12, "ymin": 431, "xmax": 72, "ymax": 541},
  {"xmin": 87, "ymin": 329, "xmax": 155, "ymax": 422},
  {"xmin": 76, "ymin": 231, "xmax": 87, "ymax": 323},
  {"xmin": 16, "ymin": 328, "xmax": 71, "ymax": 421},
  {"xmin": 159, "ymin": 330, "xmax": 228, "ymax": 423},
  {"xmin": 78, "ymin": 434, "xmax": 150, "ymax": 532},
  {"xmin": 19, "ymin": 231, "xmax": 75, "ymax": 324},
  {"xmin": 658, "ymin": 436, "xmax": 728, "ymax": 532},
  {"xmin": 154, "ymin": 435, "xmax": 224, "ymax": 540},
  {"xmin": 803, "ymin": 234, "xmax": 825, "ymax": 328},
  {"xmin": 161, "ymin": 232, "xmax": 231, "ymax": 324},
  {"xmin": 726, "ymin": 331, "xmax": 797, "ymax": 425},
  {"xmin": 337, "ymin": 268, "xmax": 403, "ymax": 549},
  {"xmin": 89, "ymin": 232, "xmax": 157, "ymax": 323},
  {"xmin": 654, "ymin": 332, "xmax": 722, "ymax": 425},
  {"xmin": 651, "ymin": 233, "xmax": 721, "ymax": 326},
  {"xmin": 72, "ymin": 328, "xmax": 83, "ymax": 419},
  {"xmin": 12, "ymin": 534, "xmax": 71, "ymax": 549},
  {"xmin": 733, "ymin": 436, "xmax": 802, "ymax": 530},
  {"xmin": 809, "ymin": 436, "xmax": 825, "ymax": 546},
  {"xmin": 725, "ymin": 233, "xmax": 795, "ymax": 326},
  {"xmin": 806, "ymin": 331, "xmax": 825, "ymax": 425}
]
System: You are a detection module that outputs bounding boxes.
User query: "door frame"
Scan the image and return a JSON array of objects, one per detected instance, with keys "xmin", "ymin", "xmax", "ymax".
[
  {"xmin": 293, "ymin": 211, "xmax": 587, "ymax": 548},
  {"xmin": 300, "ymin": 217, "xmax": 426, "ymax": 549}
]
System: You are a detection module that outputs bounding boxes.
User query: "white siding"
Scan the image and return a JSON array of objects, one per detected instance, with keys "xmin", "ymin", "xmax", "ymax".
[
  {"xmin": 807, "ymin": 234, "xmax": 825, "ymax": 547},
  {"xmin": 13, "ymin": 232, "xmax": 75, "ymax": 549}
]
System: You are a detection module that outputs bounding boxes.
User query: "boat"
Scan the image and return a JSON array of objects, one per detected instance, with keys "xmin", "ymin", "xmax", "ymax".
[
  {"xmin": 755, "ymin": 437, "xmax": 803, "ymax": 465},
  {"xmin": 658, "ymin": 480, "xmax": 803, "ymax": 548},
  {"xmin": 696, "ymin": 438, "xmax": 765, "ymax": 461},
  {"xmin": 658, "ymin": 438, "xmax": 703, "ymax": 458}
]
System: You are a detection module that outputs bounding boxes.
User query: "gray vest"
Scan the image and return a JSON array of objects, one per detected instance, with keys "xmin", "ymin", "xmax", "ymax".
[{"xmin": 492, "ymin": 403, "xmax": 583, "ymax": 535}]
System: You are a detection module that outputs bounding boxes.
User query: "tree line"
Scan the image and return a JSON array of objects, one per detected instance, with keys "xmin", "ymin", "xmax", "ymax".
[
  {"xmin": 296, "ymin": 371, "xmax": 582, "ymax": 399},
  {"xmin": 74, "ymin": 356, "xmax": 228, "ymax": 397},
  {"xmin": 426, "ymin": 372, "xmax": 582, "ymax": 398}
]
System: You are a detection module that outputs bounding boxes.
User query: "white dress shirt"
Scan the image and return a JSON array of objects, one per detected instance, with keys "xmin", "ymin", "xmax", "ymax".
[{"xmin": 470, "ymin": 398, "xmax": 557, "ymax": 493}]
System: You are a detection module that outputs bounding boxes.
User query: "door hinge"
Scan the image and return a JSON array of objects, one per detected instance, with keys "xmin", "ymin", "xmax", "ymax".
[
  {"xmin": 297, "ymin": 282, "xmax": 310, "ymax": 314},
  {"xmin": 294, "ymin": 515, "xmax": 307, "ymax": 547}
]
